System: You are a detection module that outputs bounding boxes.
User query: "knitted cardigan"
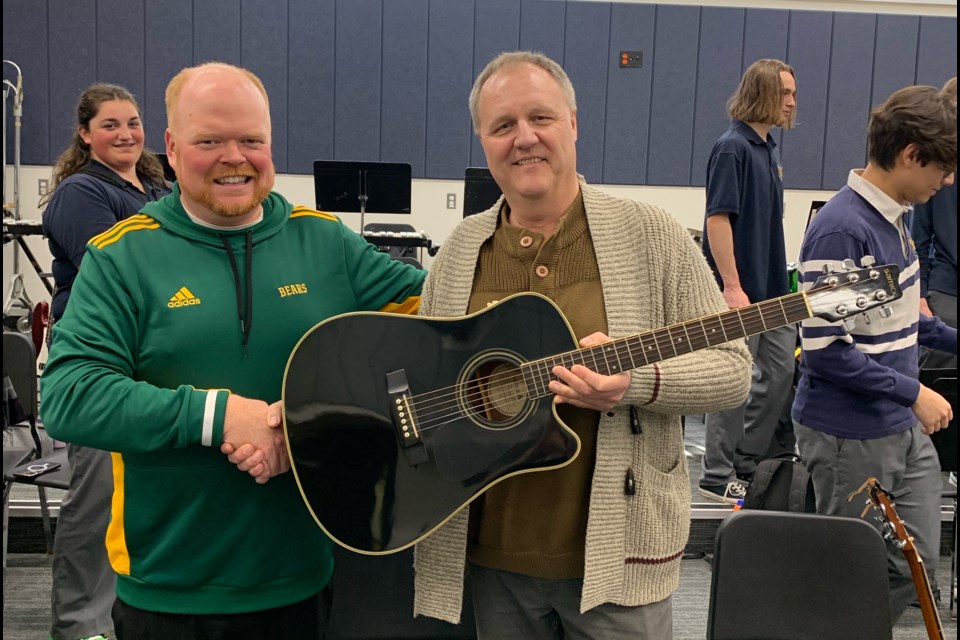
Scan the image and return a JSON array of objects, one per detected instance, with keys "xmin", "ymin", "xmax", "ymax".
[{"xmin": 413, "ymin": 178, "xmax": 752, "ymax": 622}]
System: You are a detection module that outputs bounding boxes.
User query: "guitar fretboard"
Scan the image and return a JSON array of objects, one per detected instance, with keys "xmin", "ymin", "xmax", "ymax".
[{"xmin": 520, "ymin": 291, "xmax": 810, "ymax": 399}]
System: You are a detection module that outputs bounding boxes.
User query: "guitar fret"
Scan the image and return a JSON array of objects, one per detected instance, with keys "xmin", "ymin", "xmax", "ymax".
[
  {"xmin": 625, "ymin": 338, "xmax": 639, "ymax": 369},
  {"xmin": 757, "ymin": 303, "xmax": 769, "ymax": 331},
  {"xmin": 720, "ymin": 311, "xmax": 743, "ymax": 341},
  {"xmin": 536, "ymin": 359, "xmax": 551, "ymax": 396},
  {"xmin": 521, "ymin": 364, "xmax": 537, "ymax": 397},
  {"xmin": 715, "ymin": 312, "xmax": 729, "ymax": 342},
  {"xmin": 687, "ymin": 318, "xmax": 708, "ymax": 351},
  {"xmin": 775, "ymin": 298, "xmax": 790, "ymax": 325},
  {"xmin": 640, "ymin": 332, "xmax": 662, "ymax": 363},
  {"xmin": 603, "ymin": 343, "xmax": 621, "ymax": 374},
  {"xmin": 735, "ymin": 308, "xmax": 748, "ymax": 337},
  {"xmin": 680, "ymin": 323, "xmax": 693, "ymax": 353},
  {"xmin": 666, "ymin": 326, "xmax": 685, "ymax": 356},
  {"xmin": 658, "ymin": 329, "xmax": 678, "ymax": 359}
]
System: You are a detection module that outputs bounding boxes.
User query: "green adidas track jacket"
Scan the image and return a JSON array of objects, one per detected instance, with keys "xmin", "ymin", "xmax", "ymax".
[{"xmin": 41, "ymin": 186, "xmax": 425, "ymax": 614}]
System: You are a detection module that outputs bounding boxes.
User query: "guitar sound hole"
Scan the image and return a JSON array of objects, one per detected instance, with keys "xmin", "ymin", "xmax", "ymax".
[{"xmin": 461, "ymin": 355, "xmax": 532, "ymax": 430}]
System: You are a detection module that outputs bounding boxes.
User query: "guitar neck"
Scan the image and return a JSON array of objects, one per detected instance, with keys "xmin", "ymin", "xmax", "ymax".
[
  {"xmin": 520, "ymin": 291, "xmax": 810, "ymax": 399},
  {"xmin": 904, "ymin": 547, "xmax": 945, "ymax": 639}
]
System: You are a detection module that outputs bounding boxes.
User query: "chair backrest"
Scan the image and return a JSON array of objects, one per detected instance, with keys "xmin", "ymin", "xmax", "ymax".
[
  {"xmin": 3, "ymin": 330, "xmax": 42, "ymax": 455},
  {"xmin": 707, "ymin": 510, "xmax": 893, "ymax": 640}
]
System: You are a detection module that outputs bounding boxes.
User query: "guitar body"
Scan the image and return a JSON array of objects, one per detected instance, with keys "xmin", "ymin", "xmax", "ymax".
[
  {"xmin": 284, "ymin": 265, "xmax": 903, "ymax": 556},
  {"xmin": 283, "ymin": 293, "xmax": 582, "ymax": 555}
]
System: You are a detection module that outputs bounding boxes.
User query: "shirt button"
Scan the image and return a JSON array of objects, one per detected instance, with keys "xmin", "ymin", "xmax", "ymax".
[
  {"xmin": 520, "ymin": 236, "xmax": 534, "ymax": 248},
  {"xmin": 535, "ymin": 265, "xmax": 549, "ymax": 278}
]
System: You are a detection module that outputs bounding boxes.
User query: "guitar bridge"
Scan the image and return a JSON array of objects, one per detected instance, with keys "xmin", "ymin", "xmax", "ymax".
[{"xmin": 386, "ymin": 369, "xmax": 428, "ymax": 465}]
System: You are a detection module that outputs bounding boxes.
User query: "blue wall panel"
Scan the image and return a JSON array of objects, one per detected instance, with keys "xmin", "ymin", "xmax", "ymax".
[
  {"xmin": 822, "ymin": 12, "xmax": 877, "ymax": 190},
  {"xmin": 3, "ymin": 0, "xmax": 50, "ymax": 165},
  {"xmin": 742, "ymin": 9, "xmax": 789, "ymax": 71},
  {"xmin": 691, "ymin": 7, "xmax": 745, "ymax": 188},
  {"xmin": 563, "ymin": 2, "xmax": 611, "ymax": 183},
  {"xmin": 334, "ymin": 0, "xmax": 382, "ymax": 163},
  {"xmin": 381, "ymin": 0, "xmax": 429, "ymax": 176},
  {"xmin": 602, "ymin": 3, "xmax": 654, "ymax": 185},
  {"xmin": 916, "ymin": 17, "xmax": 957, "ymax": 87},
  {"xmin": 470, "ymin": 0, "xmax": 522, "ymax": 167},
  {"xmin": 646, "ymin": 5, "xmax": 700, "ymax": 186},
  {"xmin": 2, "ymin": 1, "xmax": 957, "ymax": 191},
  {"xmin": 144, "ymin": 0, "xmax": 194, "ymax": 152},
  {"xmin": 47, "ymin": 0, "xmax": 97, "ymax": 159},
  {"xmin": 781, "ymin": 10, "xmax": 832, "ymax": 190},
  {"xmin": 425, "ymin": 0, "xmax": 474, "ymax": 179},
  {"xmin": 743, "ymin": 9, "xmax": 790, "ymax": 149},
  {"xmin": 194, "ymin": 0, "xmax": 241, "ymax": 66},
  {"xmin": 873, "ymin": 15, "xmax": 920, "ymax": 107},
  {"xmin": 242, "ymin": 0, "xmax": 290, "ymax": 173},
  {"xmin": 286, "ymin": 0, "xmax": 335, "ymax": 175},
  {"xmin": 520, "ymin": 0, "xmax": 566, "ymax": 65},
  {"xmin": 97, "ymin": 0, "xmax": 146, "ymax": 113}
]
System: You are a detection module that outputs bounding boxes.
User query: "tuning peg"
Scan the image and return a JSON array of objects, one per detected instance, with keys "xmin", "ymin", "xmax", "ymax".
[
  {"xmin": 861, "ymin": 313, "xmax": 871, "ymax": 325},
  {"xmin": 879, "ymin": 305, "xmax": 893, "ymax": 319},
  {"xmin": 843, "ymin": 317, "xmax": 856, "ymax": 331},
  {"xmin": 842, "ymin": 259, "xmax": 856, "ymax": 271},
  {"xmin": 822, "ymin": 262, "xmax": 835, "ymax": 274},
  {"xmin": 860, "ymin": 255, "xmax": 876, "ymax": 267}
]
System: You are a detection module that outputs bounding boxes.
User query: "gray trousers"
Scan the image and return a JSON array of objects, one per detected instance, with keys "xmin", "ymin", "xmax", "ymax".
[
  {"xmin": 700, "ymin": 324, "xmax": 797, "ymax": 485},
  {"xmin": 795, "ymin": 422, "xmax": 942, "ymax": 623},
  {"xmin": 921, "ymin": 290, "xmax": 957, "ymax": 369},
  {"xmin": 468, "ymin": 563, "xmax": 672, "ymax": 640},
  {"xmin": 50, "ymin": 444, "xmax": 116, "ymax": 640}
]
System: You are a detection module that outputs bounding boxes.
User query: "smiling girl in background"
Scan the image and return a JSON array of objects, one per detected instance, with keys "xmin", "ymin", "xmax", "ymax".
[{"xmin": 41, "ymin": 83, "xmax": 170, "ymax": 640}]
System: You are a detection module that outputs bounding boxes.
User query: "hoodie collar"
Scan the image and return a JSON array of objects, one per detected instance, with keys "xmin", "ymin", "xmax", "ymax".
[{"xmin": 141, "ymin": 182, "xmax": 291, "ymax": 246}]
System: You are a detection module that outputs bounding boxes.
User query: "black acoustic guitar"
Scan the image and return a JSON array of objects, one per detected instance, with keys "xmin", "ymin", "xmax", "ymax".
[{"xmin": 283, "ymin": 263, "xmax": 902, "ymax": 554}]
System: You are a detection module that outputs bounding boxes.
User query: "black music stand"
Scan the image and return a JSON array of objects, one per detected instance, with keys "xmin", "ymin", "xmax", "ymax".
[
  {"xmin": 313, "ymin": 161, "xmax": 411, "ymax": 232},
  {"xmin": 463, "ymin": 167, "xmax": 502, "ymax": 218},
  {"xmin": 919, "ymin": 368, "xmax": 957, "ymax": 472}
]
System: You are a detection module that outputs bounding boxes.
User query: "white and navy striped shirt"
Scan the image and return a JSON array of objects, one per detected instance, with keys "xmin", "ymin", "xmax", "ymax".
[{"xmin": 792, "ymin": 170, "xmax": 957, "ymax": 438}]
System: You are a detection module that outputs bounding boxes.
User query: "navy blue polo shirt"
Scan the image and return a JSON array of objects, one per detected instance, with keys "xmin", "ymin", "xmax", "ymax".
[
  {"xmin": 42, "ymin": 160, "xmax": 170, "ymax": 320},
  {"xmin": 701, "ymin": 120, "xmax": 789, "ymax": 302}
]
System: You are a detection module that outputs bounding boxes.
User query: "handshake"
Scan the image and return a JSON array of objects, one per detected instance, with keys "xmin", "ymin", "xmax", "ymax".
[{"xmin": 220, "ymin": 394, "xmax": 289, "ymax": 484}]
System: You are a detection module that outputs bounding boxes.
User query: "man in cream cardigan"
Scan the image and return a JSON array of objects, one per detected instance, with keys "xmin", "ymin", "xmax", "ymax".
[{"xmin": 413, "ymin": 51, "xmax": 752, "ymax": 639}]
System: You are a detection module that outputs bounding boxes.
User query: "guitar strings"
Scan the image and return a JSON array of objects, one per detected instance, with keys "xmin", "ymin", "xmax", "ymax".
[
  {"xmin": 409, "ymin": 294, "xmax": 818, "ymax": 432},
  {"xmin": 406, "ymin": 292, "xmax": 819, "ymax": 433},
  {"xmin": 405, "ymin": 275, "xmax": 883, "ymax": 433}
]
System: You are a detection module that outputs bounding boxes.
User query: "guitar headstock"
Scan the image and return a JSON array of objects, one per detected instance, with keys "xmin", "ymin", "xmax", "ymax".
[
  {"xmin": 807, "ymin": 260, "xmax": 902, "ymax": 323},
  {"xmin": 848, "ymin": 476, "xmax": 914, "ymax": 552},
  {"xmin": 849, "ymin": 477, "xmax": 945, "ymax": 637}
]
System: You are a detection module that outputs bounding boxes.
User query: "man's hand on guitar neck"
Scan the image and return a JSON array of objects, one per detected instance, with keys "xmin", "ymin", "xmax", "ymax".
[
  {"xmin": 550, "ymin": 332, "xmax": 631, "ymax": 411},
  {"xmin": 220, "ymin": 396, "xmax": 289, "ymax": 484}
]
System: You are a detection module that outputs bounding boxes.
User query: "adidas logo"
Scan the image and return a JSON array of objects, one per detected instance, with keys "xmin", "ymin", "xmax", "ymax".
[{"xmin": 168, "ymin": 287, "xmax": 201, "ymax": 308}]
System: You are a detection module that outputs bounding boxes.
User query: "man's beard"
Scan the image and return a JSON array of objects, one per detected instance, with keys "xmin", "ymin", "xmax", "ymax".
[{"xmin": 187, "ymin": 169, "xmax": 275, "ymax": 218}]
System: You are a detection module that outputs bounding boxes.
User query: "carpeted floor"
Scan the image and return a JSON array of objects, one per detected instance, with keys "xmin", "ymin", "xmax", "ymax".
[{"xmin": 3, "ymin": 552, "xmax": 955, "ymax": 639}]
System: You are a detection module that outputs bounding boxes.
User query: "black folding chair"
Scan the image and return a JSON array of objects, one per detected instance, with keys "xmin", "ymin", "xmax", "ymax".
[
  {"xmin": 708, "ymin": 510, "xmax": 893, "ymax": 639},
  {"xmin": 2, "ymin": 331, "xmax": 71, "ymax": 567}
]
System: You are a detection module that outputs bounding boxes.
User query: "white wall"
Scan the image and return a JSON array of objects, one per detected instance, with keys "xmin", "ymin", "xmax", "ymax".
[{"xmin": 5, "ymin": 163, "xmax": 835, "ymax": 313}]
